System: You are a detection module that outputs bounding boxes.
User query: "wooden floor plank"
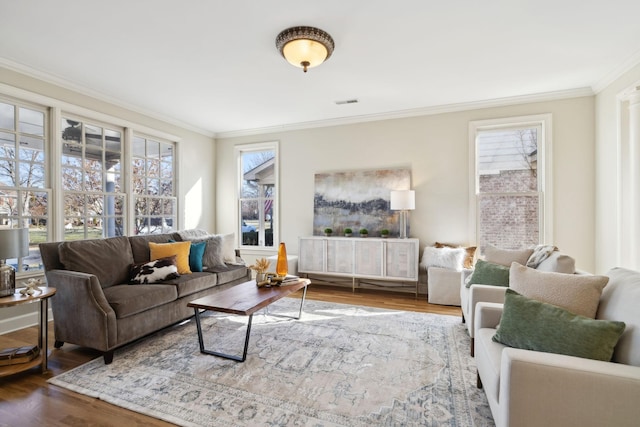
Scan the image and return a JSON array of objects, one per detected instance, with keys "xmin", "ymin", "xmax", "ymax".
[{"xmin": 0, "ymin": 284, "xmax": 462, "ymax": 426}]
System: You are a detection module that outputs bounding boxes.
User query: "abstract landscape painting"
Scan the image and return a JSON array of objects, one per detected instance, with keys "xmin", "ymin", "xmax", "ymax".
[{"xmin": 313, "ymin": 168, "xmax": 411, "ymax": 237}]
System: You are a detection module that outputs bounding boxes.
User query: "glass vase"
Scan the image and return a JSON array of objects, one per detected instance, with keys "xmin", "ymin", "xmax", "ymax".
[{"xmin": 276, "ymin": 242, "xmax": 288, "ymax": 277}]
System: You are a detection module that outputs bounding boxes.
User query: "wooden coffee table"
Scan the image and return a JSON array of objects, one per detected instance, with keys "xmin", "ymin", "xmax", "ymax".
[{"xmin": 187, "ymin": 278, "xmax": 310, "ymax": 362}]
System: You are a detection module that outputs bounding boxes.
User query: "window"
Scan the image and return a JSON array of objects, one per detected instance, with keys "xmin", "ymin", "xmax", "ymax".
[
  {"xmin": 237, "ymin": 143, "xmax": 278, "ymax": 248},
  {"xmin": 132, "ymin": 135, "xmax": 176, "ymax": 235},
  {"xmin": 469, "ymin": 114, "xmax": 552, "ymax": 254},
  {"xmin": 61, "ymin": 117, "xmax": 125, "ymax": 240},
  {"xmin": 0, "ymin": 99, "xmax": 49, "ymax": 272}
]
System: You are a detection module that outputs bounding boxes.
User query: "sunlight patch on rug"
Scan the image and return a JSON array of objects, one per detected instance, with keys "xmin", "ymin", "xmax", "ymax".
[{"xmin": 48, "ymin": 299, "xmax": 494, "ymax": 427}]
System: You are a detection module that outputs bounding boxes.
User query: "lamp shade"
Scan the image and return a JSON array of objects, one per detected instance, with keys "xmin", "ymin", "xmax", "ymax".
[
  {"xmin": 0, "ymin": 228, "xmax": 29, "ymax": 260},
  {"xmin": 390, "ymin": 190, "xmax": 415, "ymax": 211}
]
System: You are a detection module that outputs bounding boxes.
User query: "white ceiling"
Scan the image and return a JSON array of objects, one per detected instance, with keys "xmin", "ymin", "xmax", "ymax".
[{"xmin": 1, "ymin": 1, "xmax": 640, "ymax": 137}]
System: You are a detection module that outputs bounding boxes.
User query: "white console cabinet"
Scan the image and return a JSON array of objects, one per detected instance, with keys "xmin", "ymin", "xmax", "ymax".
[{"xmin": 298, "ymin": 236, "xmax": 419, "ymax": 295}]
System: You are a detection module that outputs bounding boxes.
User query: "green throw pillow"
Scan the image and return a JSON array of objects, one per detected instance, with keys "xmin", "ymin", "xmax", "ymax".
[
  {"xmin": 466, "ymin": 259, "xmax": 510, "ymax": 287},
  {"xmin": 493, "ymin": 289, "xmax": 626, "ymax": 362}
]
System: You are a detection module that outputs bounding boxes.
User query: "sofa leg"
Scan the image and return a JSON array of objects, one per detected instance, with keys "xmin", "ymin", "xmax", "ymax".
[
  {"xmin": 54, "ymin": 340, "xmax": 64, "ymax": 349},
  {"xmin": 477, "ymin": 372, "xmax": 483, "ymax": 389},
  {"xmin": 470, "ymin": 338, "xmax": 474, "ymax": 357},
  {"xmin": 103, "ymin": 351, "xmax": 114, "ymax": 364}
]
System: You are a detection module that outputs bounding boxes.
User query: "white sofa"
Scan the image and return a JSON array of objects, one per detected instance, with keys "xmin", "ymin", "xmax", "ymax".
[
  {"xmin": 460, "ymin": 249, "xmax": 576, "ymax": 355},
  {"xmin": 474, "ymin": 267, "xmax": 640, "ymax": 427}
]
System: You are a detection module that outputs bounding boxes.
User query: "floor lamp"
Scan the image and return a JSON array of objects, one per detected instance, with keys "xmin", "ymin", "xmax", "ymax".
[{"xmin": 390, "ymin": 190, "xmax": 415, "ymax": 239}]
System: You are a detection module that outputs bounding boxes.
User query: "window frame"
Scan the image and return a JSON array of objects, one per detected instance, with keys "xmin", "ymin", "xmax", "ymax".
[
  {"xmin": 60, "ymin": 114, "xmax": 127, "ymax": 240},
  {"xmin": 235, "ymin": 141, "xmax": 279, "ymax": 250},
  {"xmin": 131, "ymin": 133, "xmax": 178, "ymax": 236},
  {"xmin": 468, "ymin": 114, "xmax": 553, "ymax": 251},
  {"xmin": 0, "ymin": 95, "xmax": 50, "ymax": 274}
]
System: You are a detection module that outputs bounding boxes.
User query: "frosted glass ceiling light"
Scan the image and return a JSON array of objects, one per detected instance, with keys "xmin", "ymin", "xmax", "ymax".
[{"xmin": 276, "ymin": 26, "xmax": 335, "ymax": 73}]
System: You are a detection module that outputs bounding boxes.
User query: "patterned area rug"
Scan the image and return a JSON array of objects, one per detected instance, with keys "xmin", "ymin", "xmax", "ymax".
[{"xmin": 48, "ymin": 299, "xmax": 494, "ymax": 426}]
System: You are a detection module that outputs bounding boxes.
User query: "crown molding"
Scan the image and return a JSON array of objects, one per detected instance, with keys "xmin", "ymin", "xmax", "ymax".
[
  {"xmin": 592, "ymin": 48, "xmax": 640, "ymax": 94},
  {"xmin": 216, "ymin": 87, "xmax": 594, "ymax": 139},
  {"xmin": 0, "ymin": 57, "xmax": 215, "ymax": 138}
]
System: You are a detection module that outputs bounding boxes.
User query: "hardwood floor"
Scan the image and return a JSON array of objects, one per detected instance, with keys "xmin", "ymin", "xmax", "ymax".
[{"xmin": 0, "ymin": 285, "xmax": 461, "ymax": 426}]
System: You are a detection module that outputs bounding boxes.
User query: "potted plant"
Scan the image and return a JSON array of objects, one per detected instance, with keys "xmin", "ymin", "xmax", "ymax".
[
  {"xmin": 380, "ymin": 229, "xmax": 389, "ymax": 238},
  {"xmin": 324, "ymin": 228, "xmax": 333, "ymax": 236},
  {"xmin": 344, "ymin": 228, "xmax": 353, "ymax": 237},
  {"xmin": 359, "ymin": 228, "xmax": 369, "ymax": 237},
  {"xmin": 248, "ymin": 258, "xmax": 270, "ymax": 285}
]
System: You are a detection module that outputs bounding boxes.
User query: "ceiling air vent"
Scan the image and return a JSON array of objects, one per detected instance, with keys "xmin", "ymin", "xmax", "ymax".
[{"xmin": 335, "ymin": 99, "xmax": 358, "ymax": 105}]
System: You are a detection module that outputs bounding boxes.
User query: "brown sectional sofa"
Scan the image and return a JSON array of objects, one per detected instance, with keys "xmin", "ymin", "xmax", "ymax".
[{"xmin": 40, "ymin": 232, "xmax": 251, "ymax": 364}]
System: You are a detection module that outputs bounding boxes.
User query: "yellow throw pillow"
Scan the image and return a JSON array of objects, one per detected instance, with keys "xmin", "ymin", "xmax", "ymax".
[{"xmin": 149, "ymin": 241, "xmax": 192, "ymax": 274}]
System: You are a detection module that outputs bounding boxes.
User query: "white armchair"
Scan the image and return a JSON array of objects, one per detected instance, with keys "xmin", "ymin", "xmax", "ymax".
[
  {"xmin": 460, "ymin": 248, "xmax": 576, "ymax": 355},
  {"xmin": 474, "ymin": 267, "xmax": 640, "ymax": 427}
]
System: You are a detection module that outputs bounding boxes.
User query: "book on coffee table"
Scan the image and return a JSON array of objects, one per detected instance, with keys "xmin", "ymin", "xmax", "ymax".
[{"xmin": 0, "ymin": 345, "xmax": 39, "ymax": 366}]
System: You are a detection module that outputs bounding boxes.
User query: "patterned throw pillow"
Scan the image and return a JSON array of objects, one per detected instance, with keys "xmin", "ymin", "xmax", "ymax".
[{"xmin": 129, "ymin": 256, "xmax": 179, "ymax": 284}]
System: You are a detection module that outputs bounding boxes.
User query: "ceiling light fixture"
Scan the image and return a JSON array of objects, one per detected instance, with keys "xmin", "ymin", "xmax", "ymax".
[{"xmin": 276, "ymin": 26, "xmax": 334, "ymax": 73}]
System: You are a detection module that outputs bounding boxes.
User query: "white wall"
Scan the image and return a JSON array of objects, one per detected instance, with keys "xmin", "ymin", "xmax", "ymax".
[
  {"xmin": 217, "ymin": 96, "xmax": 596, "ymax": 273},
  {"xmin": 595, "ymin": 63, "xmax": 640, "ymax": 273}
]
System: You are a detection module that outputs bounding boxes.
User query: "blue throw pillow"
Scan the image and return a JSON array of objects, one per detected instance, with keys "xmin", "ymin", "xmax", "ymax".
[
  {"xmin": 169, "ymin": 239, "xmax": 206, "ymax": 272},
  {"xmin": 188, "ymin": 240, "xmax": 207, "ymax": 272}
]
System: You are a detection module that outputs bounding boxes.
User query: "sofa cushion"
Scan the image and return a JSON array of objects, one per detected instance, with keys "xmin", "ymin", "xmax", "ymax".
[
  {"xmin": 435, "ymin": 242, "xmax": 477, "ymax": 269},
  {"xmin": 207, "ymin": 263, "xmax": 250, "ymax": 284},
  {"xmin": 535, "ymin": 251, "xmax": 576, "ymax": 274},
  {"xmin": 162, "ymin": 272, "xmax": 219, "ymax": 298},
  {"xmin": 420, "ymin": 246, "xmax": 466, "ymax": 271},
  {"xmin": 59, "ymin": 236, "xmax": 133, "ymax": 288},
  {"xmin": 129, "ymin": 256, "xmax": 179, "ymax": 284},
  {"xmin": 509, "ymin": 263, "xmax": 608, "ymax": 318},
  {"xmin": 103, "ymin": 284, "xmax": 178, "ymax": 318},
  {"xmin": 598, "ymin": 267, "xmax": 640, "ymax": 366},
  {"xmin": 149, "ymin": 241, "xmax": 192, "ymax": 274},
  {"xmin": 466, "ymin": 259, "xmax": 510, "ymax": 287},
  {"xmin": 129, "ymin": 233, "xmax": 180, "ymax": 264},
  {"xmin": 493, "ymin": 289, "xmax": 626, "ymax": 362},
  {"xmin": 485, "ymin": 245, "xmax": 534, "ymax": 267}
]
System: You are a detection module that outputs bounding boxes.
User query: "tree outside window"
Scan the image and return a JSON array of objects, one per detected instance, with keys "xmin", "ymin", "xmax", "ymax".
[{"xmin": 132, "ymin": 135, "xmax": 176, "ymax": 235}]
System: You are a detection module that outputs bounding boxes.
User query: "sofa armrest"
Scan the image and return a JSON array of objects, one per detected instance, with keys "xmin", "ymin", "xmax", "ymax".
[
  {"xmin": 461, "ymin": 268, "xmax": 473, "ymax": 285},
  {"xmin": 499, "ymin": 347, "xmax": 640, "ymax": 427},
  {"xmin": 463, "ymin": 284, "xmax": 508, "ymax": 338},
  {"xmin": 45, "ymin": 269, "xmax": 117, "ymax": 351},
  {"xmin": 475, "ymin": 302, "xmax": 503, "ymax": 330}
]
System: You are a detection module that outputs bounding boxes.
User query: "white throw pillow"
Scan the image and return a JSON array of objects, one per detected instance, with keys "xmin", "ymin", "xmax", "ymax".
[
  {"xmin": 509, "ymin": 262, "xmax": 608, "ymax": 318},
  {"xmin": 420, "ymin": 246, "xmax": 466, "ymax": 271},
  {"xmin": 219, "ymin": 232, "xmax": 237, "ymax": 263}
]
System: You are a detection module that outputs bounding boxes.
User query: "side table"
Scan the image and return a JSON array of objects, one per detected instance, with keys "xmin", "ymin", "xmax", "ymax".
[{"xmin": 0, "ymin": 287, "xmax": 56, "ymax": 377}]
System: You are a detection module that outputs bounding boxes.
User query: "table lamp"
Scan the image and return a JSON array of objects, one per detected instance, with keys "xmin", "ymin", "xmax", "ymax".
[
  {"xmin": 0, "ymin": 228, "xmax": 30, "ymax": 297},
  {"xmin": 390, "ymin": 190, "xmax": 415, "ymax": 239}
]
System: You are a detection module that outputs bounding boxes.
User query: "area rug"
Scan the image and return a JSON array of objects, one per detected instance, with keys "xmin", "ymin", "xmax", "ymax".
[{"xmin": 48, "ymin": 299, "xmax": 494, "ymax": 426}]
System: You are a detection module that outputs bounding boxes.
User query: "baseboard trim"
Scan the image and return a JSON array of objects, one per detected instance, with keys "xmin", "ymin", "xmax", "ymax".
[{"xmin": 0, "ymin": 308, "xmax": 53, "ymax": 335}]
